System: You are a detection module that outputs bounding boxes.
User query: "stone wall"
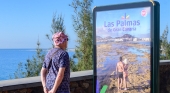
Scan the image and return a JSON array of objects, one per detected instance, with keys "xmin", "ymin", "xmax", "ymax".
[
  {"xmin": 0, "ymin": 70, "xmax": 93, "ymax": 93},
  {"xmin": 0, "ymin": 79, "xmax": 93, "ymax": 93},
  {"xmin": 1, "ymin": 61, "xmax": 170, "ymax": 93},
  {"xmin": 160, "ymin": 64, "xmax": 170, "ymax": 93}
]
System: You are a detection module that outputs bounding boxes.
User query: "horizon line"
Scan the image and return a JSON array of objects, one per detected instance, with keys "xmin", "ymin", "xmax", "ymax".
[{"xmin": 0, "ymin": 48, "xmax": 75, "ymax": 49}]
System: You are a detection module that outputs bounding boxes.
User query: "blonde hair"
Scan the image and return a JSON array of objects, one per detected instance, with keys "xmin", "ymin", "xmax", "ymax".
[{"xmin": 123, "ymin": 58, "xmax": 128, "ymax": 64}]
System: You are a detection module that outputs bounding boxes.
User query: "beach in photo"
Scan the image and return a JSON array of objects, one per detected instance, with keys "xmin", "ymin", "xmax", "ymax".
[{"xmin": 96, "ymin": 35, "xmax": 150, "ymax": 93}]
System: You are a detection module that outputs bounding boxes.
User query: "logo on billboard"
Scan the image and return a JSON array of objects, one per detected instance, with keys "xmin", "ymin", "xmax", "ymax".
[
  {"xmin": 117, "ymin": 13, "xmax": 140, "ymax": 27},
  {"xmin": 141, "ymin": 9, "xmax": 147, "ymax": 17},
  {"xmin": 121, "ymin": 13, "xmax": 130, "ymax": 20}
]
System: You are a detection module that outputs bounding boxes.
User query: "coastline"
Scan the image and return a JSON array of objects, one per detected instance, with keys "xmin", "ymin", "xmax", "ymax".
[
  {"xmin": 97, "ymin": 41, "xmax": 150, "ymax": 93},
  {"xmin": 0, "ymin": 49, "xmax": 76, "ymax": 81}
]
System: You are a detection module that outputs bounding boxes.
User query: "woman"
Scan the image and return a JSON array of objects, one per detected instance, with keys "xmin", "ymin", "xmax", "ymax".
[
  {"xmin": 41, "ymin": 32, "xmax": 70, "ymax": 93},
  {"xmin": 123, "ymin": 58, "xmax": 128, "ymax": 90}
]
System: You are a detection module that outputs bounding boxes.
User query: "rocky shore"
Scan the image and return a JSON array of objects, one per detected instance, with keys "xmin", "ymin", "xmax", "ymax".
[{"xmin": 97, "ymin": 42, "xmax": 150, "ymax": 93}]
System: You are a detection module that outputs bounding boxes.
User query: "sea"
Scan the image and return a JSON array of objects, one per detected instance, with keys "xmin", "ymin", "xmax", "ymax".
[{"xmin": 0, "ymin": 49, "xmax": 76, "ymax": 81}]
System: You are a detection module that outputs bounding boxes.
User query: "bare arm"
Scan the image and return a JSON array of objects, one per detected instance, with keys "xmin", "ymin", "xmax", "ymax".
[
  {"xmin": 122, "ymin": 64, "xmax": 124, "ymax": 72},
  {"xmin": 41, "ymin": 67, "xmax": 48, "ymax": 93},
  {"xmin": 116, "ymin": 63, "xmax": 118, "ymax": 74},
  {"xmin": 50, "ymin": 67, "xmax": 65, "ymax": 92}
]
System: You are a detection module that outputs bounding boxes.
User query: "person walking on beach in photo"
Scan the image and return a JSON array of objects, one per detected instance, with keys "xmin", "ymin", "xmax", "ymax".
[
  {"xmin": 123, "ymin": 58, "xmax": 128, "ymax": 90},
  {"xmin": 41, "ymin": 32, "xmax": 70, "ymax": 93},
  {"xmin": 116, "ymin": 56, "xmax": 124, "ymax": 90}
]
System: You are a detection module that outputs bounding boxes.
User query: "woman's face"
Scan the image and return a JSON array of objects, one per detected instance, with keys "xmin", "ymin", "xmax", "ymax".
[
  {"xmin": 58, "ymin": 40, "xmax": 68, "ymax": 50},
  {"xmin": 63, "ymin": 40, "xmax": 68, "ymax": 50},
  {"xmin": 53, "ymin": 37, "xmax": 58, "ymax": 46},
  {"xmin": 53, "ymin": 36, "xmax": 68, "ymax": 50},
  {"xmin": 64, "ymin": 38, "xmax": 68, "ymax": 49}
]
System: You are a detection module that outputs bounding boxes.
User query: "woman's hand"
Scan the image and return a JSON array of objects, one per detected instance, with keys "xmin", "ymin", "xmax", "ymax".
[
  {"xmin": 43, "ymin": 87, "xmax": 48, "ymax": 93},
  {"xmin": 48, "ymin": 89, "xmax": 56, "ymax": 93}
]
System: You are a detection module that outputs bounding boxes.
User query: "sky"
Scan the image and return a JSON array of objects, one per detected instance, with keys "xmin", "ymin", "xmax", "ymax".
[{"xmin": 0, "ymin": 0, "xmax": 169, "ymax": 49}]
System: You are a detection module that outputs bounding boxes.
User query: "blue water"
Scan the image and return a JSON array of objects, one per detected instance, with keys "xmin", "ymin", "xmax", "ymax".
[
  {"xmin": 137, "ymin": 42, "xmax": 150, "ymax": 46},
  {"xmin": 128, "ymin": 48, "xmax": 150, "ymax": 56},
  {"xmin": 97, "ymin": 41, "xmax": 150, "ymax": 45},
  {"xmin": 0, "ymin": 49, "xmax": 75, "ymax": 81}
]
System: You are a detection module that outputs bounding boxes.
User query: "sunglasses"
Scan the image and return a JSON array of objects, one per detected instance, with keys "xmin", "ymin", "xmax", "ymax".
[{"xmin": 53, "ymin": 38, "xmax": 69, "ymax": 41}]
